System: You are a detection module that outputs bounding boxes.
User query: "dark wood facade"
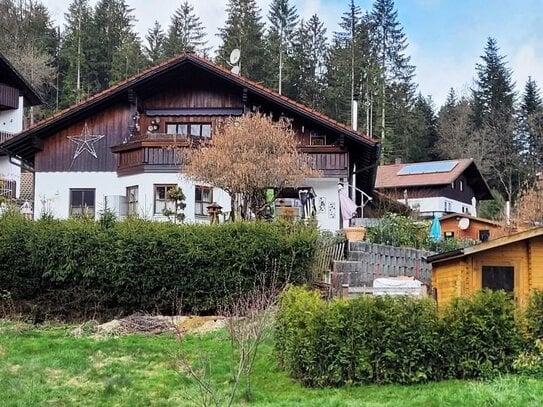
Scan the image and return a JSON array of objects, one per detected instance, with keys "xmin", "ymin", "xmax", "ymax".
[{"xmin": 3, "ymin": 54, "xmax": 379, "ymax": 193}]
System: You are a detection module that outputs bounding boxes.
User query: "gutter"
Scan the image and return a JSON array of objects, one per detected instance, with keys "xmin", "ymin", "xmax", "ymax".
[{"xmin": 425, "ymin": 248, "xmax": 465, "ymax": 263}]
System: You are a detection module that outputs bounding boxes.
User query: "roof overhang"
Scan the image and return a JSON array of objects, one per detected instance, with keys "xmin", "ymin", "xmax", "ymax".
[{"xmin": 0, "ymin": 52, "xmax": 42, "ymax": 106}]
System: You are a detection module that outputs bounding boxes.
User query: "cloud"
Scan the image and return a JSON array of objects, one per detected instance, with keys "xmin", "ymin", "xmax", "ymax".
[{"xmin": 511, "ymin": 43, "xmax": 543, "ymax": 91}]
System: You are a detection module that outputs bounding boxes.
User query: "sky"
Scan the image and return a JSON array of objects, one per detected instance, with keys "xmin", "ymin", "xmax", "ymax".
[{"xmin": 42, "ymin": 0, "xmax": 543, "ymax": 108}]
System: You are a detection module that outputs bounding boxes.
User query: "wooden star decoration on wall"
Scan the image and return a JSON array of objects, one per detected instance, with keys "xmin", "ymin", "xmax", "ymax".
[{"xmin": 68, "ymin": 122, "xmax": 105, "ymax": 160}]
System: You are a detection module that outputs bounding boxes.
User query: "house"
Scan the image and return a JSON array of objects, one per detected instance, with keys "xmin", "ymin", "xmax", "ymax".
[
  {"xmin": 439, "ymin": 213, "xmax": 506, "ymax": 242},
  {"xmin": 428, "ymin": 227, "xmax": 543, "ymax": 307},
  {"xmin": 1, "ymin": 53, "xmax": 380, "ymax": 229},
  {"xmin": 375, "ymin": 159, "xmax": 492, "ymax": 217},
  {"xmin": 0, "ymin": 52, "xmax": 42, "ymax": 201}
]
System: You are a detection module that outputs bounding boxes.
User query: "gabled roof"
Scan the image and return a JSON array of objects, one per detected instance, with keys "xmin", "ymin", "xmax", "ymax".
[
  {"xmin": 375, "ymin": 158, "xmax": 492, "ymax": 200},
  {"xmin": 3, "ymin": 53, "xmax": 377, "ymax": 157},
  {"xmin": 439, "ymin": 213, "xmax": 503, "ymax": 227},
  {"xmin": 427, "ymin": 227, "xmax": 543, "ymax": 264},
  {"xmin": 0, "ymin": 52, "xmax": 42, "ymax": 106}
]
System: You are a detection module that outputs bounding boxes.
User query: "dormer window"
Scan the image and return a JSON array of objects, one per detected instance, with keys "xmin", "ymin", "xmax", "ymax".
[{"xmin": 310, "ymin": 130, "xmax": 326, "ymax": 145}]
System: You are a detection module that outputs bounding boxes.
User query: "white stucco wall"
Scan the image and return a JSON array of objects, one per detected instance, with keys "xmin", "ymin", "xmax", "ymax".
[
  {"xmin": 304, "ymin": 178, "xmax": 340, "ymax": 231},
  {"xmin": 402, "ymin": 196, "xmax": 473, "ymax": 217},
  {"xmin": 0, "ymin": 96, "xmax": 24, "ymax": 198},
  {"xmin": 34, "ymin": 172, "xmax": 231, "ymax": 222},
  {"xmin": 0, "ymin": 96, "xmax": 24, "ymax": 133},
  {"xmin": 34, "ymin": 172, "xmax": 344, "ymax": 230}
]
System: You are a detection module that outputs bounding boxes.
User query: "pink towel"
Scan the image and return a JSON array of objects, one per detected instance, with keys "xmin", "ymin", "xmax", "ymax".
[{"xmin": 339, "ymin": 188, "xmax": 358, "ymax": 220}]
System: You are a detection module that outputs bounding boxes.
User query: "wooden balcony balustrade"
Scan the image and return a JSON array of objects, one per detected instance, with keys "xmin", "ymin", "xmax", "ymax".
[
  {"xmin": 112, "ymin": 134, "xmax": 349, "ymax": 177},
  {"xmin": 0, "ymin": 131, "xmax": 15, "ymax": 144}
]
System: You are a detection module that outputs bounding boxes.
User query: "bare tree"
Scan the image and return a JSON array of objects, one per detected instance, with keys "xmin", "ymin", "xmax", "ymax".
[{"xmin": 184, "ymin": 112, "xmax": 319, "ymax": 220}]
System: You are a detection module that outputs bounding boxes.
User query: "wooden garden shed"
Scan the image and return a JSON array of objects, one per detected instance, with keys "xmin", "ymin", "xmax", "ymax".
[{"xmin": 427, "ymin": 227, "xmax": 543, "ymax": 307}]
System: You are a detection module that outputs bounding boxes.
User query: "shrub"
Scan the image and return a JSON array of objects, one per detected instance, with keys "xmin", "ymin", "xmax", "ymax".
[
  {"xmin": 438, "ymin": 290, "xmax": 521, "ymax": 379},
  {"xmin": 0, "ymin": 217, "xmax": 317, "ymax": 320},
  {"xmin": 524, "ymin": 289, "xmax": 543, "ymax": 342},
  {"xmin": 275, "ymin": 287, "xmax": 522, "ymax": 387}
]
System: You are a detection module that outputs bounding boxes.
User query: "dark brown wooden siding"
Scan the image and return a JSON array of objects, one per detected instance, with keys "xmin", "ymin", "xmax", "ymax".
[
  {"xmin": 35, "ymin": 103, "xmax": 130, "ymax": 172},
  {"xmin": 0, "ymin": 83, "xmax": 19, "ymax": 110}
]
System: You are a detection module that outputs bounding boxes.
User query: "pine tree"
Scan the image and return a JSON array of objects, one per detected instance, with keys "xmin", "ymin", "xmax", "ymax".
[
  {"xmin": 471, "ymin": 37, "xmax": 520, "ymax": 202},
  {"xmin": 90, "ymin": 0, "xmax": 143, "ymax": 90},
  {"xmin": 403, "ymin": 94, "xmax": 438, "ymax": 162},
  {"xmin": 369, "ymin": 0, "xmax": 415, "ymax": 162},
  {"xmin": 290, "ymin": 15, "xmax": 328, "ymax": 110},
  {"xmin": 58, "ymin": 0, "xmax": 94, "ymax": 106},
  {"xmin": 216, "ymin": 0, "xmax": 266, "ymax": 82},
  {"xmin": 144, "ymin": 21, "xmax": 165, "ymax": 64},
  {"xmin": 163, "ymin": 1, "xmax": 209, "ymax": 58},
  {"xmin": 519, "ymin": 77, "xmax": 543, "ymax": 180},
  {"xmin": 265, "ymin": 0, "xmax": 298, "ymax": 94}
]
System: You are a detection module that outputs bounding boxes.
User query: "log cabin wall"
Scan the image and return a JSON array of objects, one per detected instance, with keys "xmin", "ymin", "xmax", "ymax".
[{"xmin": 35, "ymin": 103, "xmax": 130, "ymax": 172}]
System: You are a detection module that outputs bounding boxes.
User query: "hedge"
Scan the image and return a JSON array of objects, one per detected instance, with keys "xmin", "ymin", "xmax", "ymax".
[
  {"xmin": 275, "ymin": 287, "xmax": 523, "ymax": 386},
  {"xmin": 0, "ymin": 215, "xmax": 318, "ymax": 320}
]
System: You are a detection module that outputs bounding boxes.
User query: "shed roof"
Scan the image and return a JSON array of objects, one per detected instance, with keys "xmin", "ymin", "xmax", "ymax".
[
  {"xmin": 427, "ymin": 227, "xmax": 543, "ymax": 264},
  {"xmin": 375, "ymin": 158, "xmax": 492, "ymax": 200},
  {"xmin": 439, "ymin": 213, "xmax": 503, "ymax": 227}
]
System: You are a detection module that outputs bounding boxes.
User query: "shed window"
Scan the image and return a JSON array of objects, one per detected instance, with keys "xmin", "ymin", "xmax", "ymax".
[
  {"xmin": 479, "ymin": 229, "xmax": 490, "ymax": 242},
  {"xmin": 70, "ymin": 188, "xmax": 95, "ymax": 218},
  {"xmin": 482, "ymin": 266, "xmax": 514, "ymax": 292}
]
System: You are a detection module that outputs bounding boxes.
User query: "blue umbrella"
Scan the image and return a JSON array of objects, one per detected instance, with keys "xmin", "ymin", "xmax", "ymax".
[{"xmin": 429, "ymin": 214, "xmax": 442, "ymax": 242}]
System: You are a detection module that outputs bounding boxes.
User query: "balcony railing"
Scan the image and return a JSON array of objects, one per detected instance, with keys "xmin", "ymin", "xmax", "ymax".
[
  {"xmin": 0, "ymin": 131, "xmax": 15, "ymax": 144},
  {"xmin": 0, "ymin": 178, "xmax": 16, "ymax": 199}
]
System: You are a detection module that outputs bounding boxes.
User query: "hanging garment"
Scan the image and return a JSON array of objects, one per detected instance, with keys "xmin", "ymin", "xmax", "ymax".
[{"xmin": 339, "ymin": 187, "xmax": 358, "ymax": 220}]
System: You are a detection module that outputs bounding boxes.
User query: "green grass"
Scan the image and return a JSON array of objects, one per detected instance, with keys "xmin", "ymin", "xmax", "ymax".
[{"xmin": 1, "ymin": 320, "xmax": 543, "ymax": 406}]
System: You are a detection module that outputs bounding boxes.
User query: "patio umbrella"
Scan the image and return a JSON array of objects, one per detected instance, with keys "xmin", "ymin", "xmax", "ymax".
[{"xmin": 429, "ymin": 214, "xmax": 442, "ymax": 242}]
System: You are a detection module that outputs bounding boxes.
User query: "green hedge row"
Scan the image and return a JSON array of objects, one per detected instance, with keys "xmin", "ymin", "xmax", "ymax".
[
  {"xmin": 0, "ymin": 216, "xmax": 317, "ymax": 319},
  {"xmin": 275, "ymin": 287, "xmax": 524, "ymax": 386}
]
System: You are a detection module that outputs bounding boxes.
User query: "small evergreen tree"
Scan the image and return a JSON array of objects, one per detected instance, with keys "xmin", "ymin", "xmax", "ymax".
[
  {"xmin": 163, "ymin": 1, "xmax": 209, "ymax": 57},
  {"xmin": 144, "ymin": 20, "xmax": 165, "ymax": 64}
]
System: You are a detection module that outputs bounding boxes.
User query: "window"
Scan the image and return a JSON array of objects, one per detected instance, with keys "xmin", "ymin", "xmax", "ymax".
[
  {"xmin": 444, "ymin": 231, "xmax": 454, "ymax": 239},
  {"xmin": 459, "ymin": 180, "xmax": 464, "ymax": 191},
  {"xmin": 154, "ymin": 184, "xmax": 176, "ymax": 215},
  {"xmin": 195, "ymin": 185, "xmax": 213, "ymax": 216},
  {"xmin": 126, "ymin": 186, "xmax": 138, "ymax": 215},
  {"xmin": 70, "ymin": 188, "xmax": 95, "ymax": 217},
  {"xmin": 482, "ymin": 266, "xmax": 514, "ymax": 292},
  {"xmin": 444, "ymin": 200, "xmax": 452, "ymax": 212},
  {"xmin": 479, "ymin": 229, "xmax": 490, "ymax": 242},
  {"xmin": 166, "ymin": 123, "xmax": 212, "ymax": 138},
  {"xmin": 451, "ymin": 181, "xmax": 455, "ymax": 189},
  {"xmin": 309, "ymin": 130, "xmax": 326, "ymax": 145}
]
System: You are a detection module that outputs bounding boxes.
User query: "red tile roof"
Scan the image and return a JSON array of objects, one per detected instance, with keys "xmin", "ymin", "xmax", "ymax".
[
  {"xmin": 11, "ymin": 53, "xmax": 377, "ymax": 147},
  {"xmin": 375, "ymin": 159, "xmax": 474, "ymax": 189}
]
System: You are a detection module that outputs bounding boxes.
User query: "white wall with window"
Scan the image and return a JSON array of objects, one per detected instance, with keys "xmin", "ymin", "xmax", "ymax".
[
  {"xmin": 34, "ymin": 172, "xmax": 231, "ymax": 222},
  {"xmin": 402, "ymin": 196, "xmax": 475, "ymax": 217}
]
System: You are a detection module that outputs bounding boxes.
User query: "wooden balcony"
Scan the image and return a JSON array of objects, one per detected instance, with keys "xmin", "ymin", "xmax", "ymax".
[
  {"xmin": 301, "ymin": 146, "xmax": 349, "ymax": 178},
  {"xmin": 0, "ymin": 131, "xmax": 15, "ymax": 144},
  {"xmin": 112, "ymin": 134, "xmax": 349, "ymax": 178},
  {"xmin": 111, "ymin": 133, "xmax": 210, "ymax": 175},
  {"xmin": 0, "ymin": 83, "xmax": 19, "ymax": 110}
]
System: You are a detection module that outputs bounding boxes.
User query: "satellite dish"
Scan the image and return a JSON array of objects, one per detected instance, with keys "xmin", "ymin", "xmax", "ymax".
[
  {"xmin": 458, "ymin": 217, "xmax": 470, "ymax": 230},
  {"xmin": 230, "ymin": 65, "xmax": 240, "ymax": 75},
  {"xmin": 229, "ymin": 48, "xmax": 241, "ymax": 64}
]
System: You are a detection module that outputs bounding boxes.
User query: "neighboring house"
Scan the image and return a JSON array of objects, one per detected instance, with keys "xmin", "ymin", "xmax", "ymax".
[
  {"xmin": 0, "ymin": 52, "xmax": 42, "ymax": 201},
  {"xmin": 375, "ymin": 159, "xmax": 492, "ymax": 217},
  {"xmin": 439, "ymin": 213, "xmax": 506, "ymax": 242},
  {"xmin": 2, "ymin": 53, "xmax": 380, "ymax": 229},
  {"xmin": 428, "ymin": 227, "xmax": 543, "ymax": 307}
]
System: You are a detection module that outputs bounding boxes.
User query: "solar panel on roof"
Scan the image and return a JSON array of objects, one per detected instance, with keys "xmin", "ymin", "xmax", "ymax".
[{"xmin": 397, "ymin": 161, "xmax": 458, "ymax": 175}]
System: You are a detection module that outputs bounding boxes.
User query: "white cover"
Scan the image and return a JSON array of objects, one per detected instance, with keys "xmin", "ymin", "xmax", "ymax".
[{"xmin": 372, "ymin": 277, "xmax": 425, "ymax": 297}]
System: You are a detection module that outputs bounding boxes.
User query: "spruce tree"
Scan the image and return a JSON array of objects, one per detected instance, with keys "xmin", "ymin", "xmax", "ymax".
[
  {"xmin": 265, "ymin": 0, "xmax": 298, "ymax": 94},
  {"xmin": 519, "ymin": 77, "xmax": 543, "ymax": 180},
  {"xmin": 144, "ymin": 21, "xmax": 165, "ymax": 64},
  {"xmin": 290, "ymin": 15, "xmax": 328, "ymax": 110},
  {"xmin": 471, "ymin": 37, "xmax": 519, "ymax": 202},
  {"xmin": 58, "ymin": 0, "xmax": 94, "ymax": 106},
  {"xmin": 163, "ymin": 1, "xmax": 209, "ymax": 58},
  {"xmin": 369, "ymin": 0, "xmax": 415, "ymax": 162},
  {"xmin": 216, "ymin": 0, "xmax": 266, "ymax": 82}
]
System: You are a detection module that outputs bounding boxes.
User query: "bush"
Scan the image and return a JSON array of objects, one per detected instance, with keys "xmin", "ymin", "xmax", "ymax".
[
  {"xmin": 0, "ymin": 217, "xmax": 317, "ymax": 320},
  {"xmin": 275, "ymin": 287, "xmax": 522, "ymax": 387},
  {"xmin": 439, "ymin": 290, "xmax": 522, "ymax": 379}
]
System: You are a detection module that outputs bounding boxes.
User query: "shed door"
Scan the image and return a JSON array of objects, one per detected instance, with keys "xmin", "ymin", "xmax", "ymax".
[{"xmin": 482, "ymin": 266, "xmax": 514, "ymax": 292}]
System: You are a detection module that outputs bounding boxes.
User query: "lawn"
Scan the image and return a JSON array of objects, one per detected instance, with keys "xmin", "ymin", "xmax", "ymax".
[{"xmin": 1, "ymin": 320, "xmax": 543, "ymax": 406}]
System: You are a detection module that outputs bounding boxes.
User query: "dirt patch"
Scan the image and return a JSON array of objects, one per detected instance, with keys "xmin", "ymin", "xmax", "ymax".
[{"xmin": 73, "ymin": 314, "xmax": 228, "ymax": 337}]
